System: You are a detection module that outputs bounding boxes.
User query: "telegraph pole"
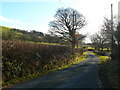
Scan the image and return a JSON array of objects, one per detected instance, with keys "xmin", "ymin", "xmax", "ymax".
[
  {"xmin": 117, "ymin": 2, "xmax": 120, "ymax": 64},
  {"xmin": 118, "ymin": 1, "xmax": 120, "ymax": 22},
  {"xmin": 111, "ymin": 4, "xmax": 114, "ymax": 59}
]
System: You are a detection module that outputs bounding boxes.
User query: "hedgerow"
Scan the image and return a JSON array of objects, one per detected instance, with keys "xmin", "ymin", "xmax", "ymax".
[{"xmin": 2, "ymin": 40, "xmax": 83, "ymax": 87}]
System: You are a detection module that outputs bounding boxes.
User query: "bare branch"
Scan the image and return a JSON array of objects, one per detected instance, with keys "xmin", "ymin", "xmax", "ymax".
[{"xmin": 49, "ymin": 8, "xmax": 86, "ymax": 49}]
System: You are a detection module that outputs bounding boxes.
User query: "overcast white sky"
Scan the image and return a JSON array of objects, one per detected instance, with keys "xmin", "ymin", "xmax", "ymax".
[{"xmin": 0, "ymin": 0, "xmax": 120, "ymax": 43}]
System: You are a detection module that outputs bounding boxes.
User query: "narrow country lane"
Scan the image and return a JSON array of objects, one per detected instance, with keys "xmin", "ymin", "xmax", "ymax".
[{"xmin": 6, "ymin": 52, "xmax": 102, "ymax": 89}]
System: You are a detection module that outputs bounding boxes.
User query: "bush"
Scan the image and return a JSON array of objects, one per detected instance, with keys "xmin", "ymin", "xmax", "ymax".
[{"xmin": 2, "ymin": 40, "xmax": 83, "ymax": 83}]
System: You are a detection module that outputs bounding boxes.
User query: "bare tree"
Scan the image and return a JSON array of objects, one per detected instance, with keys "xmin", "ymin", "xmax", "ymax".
[
  {"xmin": 91, "ymin": 18, "xmax": 114, "ymax": 50},
  {"xmin": 49, "ymin": 8, "xmax": 86, "ymax": 50},
  {"xmin": 101, "ymin": 18, "xmax": 112, "ymax": 43},
  {"xmin": 91, "ymin": 31, "xmax": 109, "ymax": 51},
  {"xmin": 101, "ymin": 18, "xmax": 118, "ymax": 58}
]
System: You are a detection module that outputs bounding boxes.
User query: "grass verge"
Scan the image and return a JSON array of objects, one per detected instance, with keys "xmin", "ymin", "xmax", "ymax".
[
  {"xmin": 99, "ymin": 56, "xmax": 110, "ymax": 64},
  {"xmin": 98, "ymin": 56, "xmax": 119, "ymax": 88}
]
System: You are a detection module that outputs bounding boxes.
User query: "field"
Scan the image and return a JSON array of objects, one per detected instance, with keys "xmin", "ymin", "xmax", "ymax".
[{"xmin": 0, "ymin": 26, "xmax": 44, "ymax": 42}]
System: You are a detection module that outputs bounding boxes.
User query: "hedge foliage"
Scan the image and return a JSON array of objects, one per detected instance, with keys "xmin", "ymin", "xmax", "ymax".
[{"xmin": 2, "ymin": 40, "xmax": 83, "ymax": 84}]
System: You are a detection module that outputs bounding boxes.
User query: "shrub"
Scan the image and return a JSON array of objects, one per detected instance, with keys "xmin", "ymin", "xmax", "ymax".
[{"xmin": 2, "ymin": 40, "xmax": 83, "ymax": 83}]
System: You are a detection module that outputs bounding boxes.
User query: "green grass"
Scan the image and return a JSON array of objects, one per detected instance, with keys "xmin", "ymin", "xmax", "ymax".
[
  {"xmin": 40, "ymin": 42, "xmax": 60, "ymax": 45},
  {"xmin": 99, "ymin": 56, "xmax": 110, "ymax": 64},
  {"xmin": 0, "ymin": 26, "xmax": 37, "ymax": 41},
  {"xmin": 15, "ymin": 32, "xmax": 23, "ymax": 35},
  {"xmin": 0, "ymin": 25, "xmax": 62, "ymax": 45},
  {"xmin": 0, "ymin": 26, "xmax": 11, "ymax": 32},
  {"xmin": 90, "ymin": 50, "xmax": 110, "ymax": 64},
  {"xmin": 0, "ymin": 26, "xmax": 10, "ymax": 35},
  {"xmin": 20, "ymin": 41, "xmax": 62, "ymax": 46},
  {"xmin": 18, "ymin": 40, "xmax": 67, "ymax": 46},
  {"xmin": 87, "ymin": 47, "xmax": 95, "ymax": 49},
  {"xmin": 93, "ymin": 52, "xmax": 110, "ymax": 64},
  {"xmin": 103, "ymin": 48, "xmax": 110, "ymax": 50},
  {"xmin": 0, "ymin": 26, "xmax": 25, "ymax": 40},
  {"xmin": 99, "ymin": 48, "xmax": 111, "ymax": 50}
]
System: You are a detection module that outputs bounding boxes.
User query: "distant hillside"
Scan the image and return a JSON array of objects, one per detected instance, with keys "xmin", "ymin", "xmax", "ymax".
[
  {"xmin": 0, "ymin": 26, "xmax": 70, "ymax": 45},
  {"xmin": 0, "ymin": 26, "xmax": 44, "ymax": 42}
]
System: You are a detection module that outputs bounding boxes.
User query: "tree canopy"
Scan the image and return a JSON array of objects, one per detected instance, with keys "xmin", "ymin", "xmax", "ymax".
[{"xmin": 49, "ymin": 8, "xmax": 86, "ymax": 49}]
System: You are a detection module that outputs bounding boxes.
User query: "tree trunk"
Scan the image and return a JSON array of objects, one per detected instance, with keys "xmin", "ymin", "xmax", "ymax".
[
  {"xmin": 71, "ymin": 35, "xmax": 76, "ymax": 54},
  {"xmin": 76, "ymin": 41, "xmax": 79, "ymax": 48},
  {"xmin": 72, "ymin": 42, "xmax": 75, "ymax": 53}
]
